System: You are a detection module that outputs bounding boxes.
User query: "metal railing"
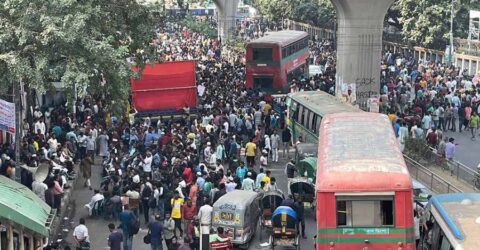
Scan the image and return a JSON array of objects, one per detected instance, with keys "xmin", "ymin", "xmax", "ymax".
[
  {"xmin": 404, "ymin": 139, "xmax": 478, "ymax": 191},
  {"xmin": 404, "ymin": 155, "xmax": 463, "ymax": 193}
]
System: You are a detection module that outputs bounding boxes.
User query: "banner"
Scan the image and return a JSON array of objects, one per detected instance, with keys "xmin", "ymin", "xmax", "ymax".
[{"xmin": 0, "ymin": 99, "xmax": 15, "ymax": 134}]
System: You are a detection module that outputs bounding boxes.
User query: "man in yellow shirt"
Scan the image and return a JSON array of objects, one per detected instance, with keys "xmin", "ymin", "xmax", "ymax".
[
  {"xmin": 245, "ymin": 139, "xmax": 257, "ymax": 168},
  {"xmin": 263, "ymin": 102, "xmax": 272, "ymax": 116},
  {"xmin": 171, "ymin": 191, "xmax": 184, "ymax": 237},
  {"xmin": 261, "ymin": 170, "xmax": 271, "ymax": 190}
]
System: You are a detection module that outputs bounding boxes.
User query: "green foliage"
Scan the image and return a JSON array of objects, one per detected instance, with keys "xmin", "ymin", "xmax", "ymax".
[
  {"xmin": 253, "ymin": 0, "xmax": 335, "ymax": 28},
  {"xmin": 180, "ymin": 15, "xmax": 217, "ymax": 38},
  {"xmin": 391, "ymin": 0, "xmax": 477, "ymax": 49},
  {"xmin": 0, "ymin": 0, "xmax": 163, "ymax": 108}
]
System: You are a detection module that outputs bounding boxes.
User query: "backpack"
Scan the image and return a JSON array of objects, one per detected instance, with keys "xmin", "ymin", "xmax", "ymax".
[
  {"xmin": 129, "ymin": 216, "xmax": 140, "ymax": 235},
  {"xmin": 142, "ymin": 185, "xmax": 152, "ymax": 200}
]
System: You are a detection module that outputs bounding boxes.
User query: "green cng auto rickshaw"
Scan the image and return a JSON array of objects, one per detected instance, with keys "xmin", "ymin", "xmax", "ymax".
[
  {"xmin": 296, "ymin": 157, "xmax": 317, "ymax": 179},
  {"xmin": 212, "ymin": 190, "xmax": 261, "ymax": 249}
]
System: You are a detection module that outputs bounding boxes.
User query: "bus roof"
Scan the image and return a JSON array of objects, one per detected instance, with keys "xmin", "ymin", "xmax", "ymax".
[
  {"xmin": 316, "ymin": 112, "xmax": 412, "ymax": 192},
  {"xmin": 288, "ymin": 91, "xmax": 359, "ymax": 116},
  {"xmin": 429, "ymin": 193, "xmax": 480, "ymax": 249},
  {"xmin": 247, "ymin": 30, "xmax": 308, "ymax": 47}
]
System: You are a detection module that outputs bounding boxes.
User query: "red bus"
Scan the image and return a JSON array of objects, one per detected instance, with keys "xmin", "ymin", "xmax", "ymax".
[
  {"xmin": 245, "ymin": 30, "xmax": 309, "ymax": 94},
  {"xmin": 316, "ymin": 112, "xmax": 414, "ymax": 250}
]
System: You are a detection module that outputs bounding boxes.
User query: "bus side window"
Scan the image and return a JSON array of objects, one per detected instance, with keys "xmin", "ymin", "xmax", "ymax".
[
  {"xmin": 311, "ymin": 114, "xmax": 317, "ymax": 133},
  {"xmin": 309, "ymin": 111, "xmax": 315, "ymax": 132},
  {"xmin": 293, "ymin": 104, "xmax": 301, "ymax": 122},
  {"xmin": 316, "ymin": 116, "xmax": 322, "ymax": 135}
]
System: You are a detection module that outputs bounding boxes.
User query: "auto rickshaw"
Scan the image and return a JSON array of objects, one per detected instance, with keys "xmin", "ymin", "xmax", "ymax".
[
  {"xmin": 289, "ymin": 177, "xmax": 315, "ymax": 209},
  {"xmin": 212, "ymin": 190, "xmax": 261, "ymax": 249},
  {"xmin": 294, "ymin": 143, "xmax": 317, "ymax": 165},
  {"xmin": 296, "ymin": 157, "xmax": 317, "ymax": 179},
  {"xmin": 270, "ymin": 206, "xmax": 300, "ymax": 250},
  {"xmin": 258, "ymin": 190, "xmax": 284, "ymax": 239}
]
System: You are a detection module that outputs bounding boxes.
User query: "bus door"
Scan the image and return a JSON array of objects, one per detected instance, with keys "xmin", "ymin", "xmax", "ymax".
[
  {"xmin": 254, "ymin": 76, "xmax": 274, "ymax": 93},
  {"xmin": 286, "ymin": 63, "xmax": 307, "ymax": 84}
]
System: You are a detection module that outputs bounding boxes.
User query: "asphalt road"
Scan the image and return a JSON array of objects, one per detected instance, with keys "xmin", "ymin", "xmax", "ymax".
[{"xmin": 442, "ymin": 119, "xmax": 480, "ymax": 170}]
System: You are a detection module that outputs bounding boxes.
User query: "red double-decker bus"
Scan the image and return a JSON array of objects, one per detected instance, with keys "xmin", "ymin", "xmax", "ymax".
[
  {"xmin": 245, "ymin": 30, "xmax": 309, "ymax": 94},
  {"xmin": 316, "ymin": 112, "xmax": 415, "ymax": 250}
]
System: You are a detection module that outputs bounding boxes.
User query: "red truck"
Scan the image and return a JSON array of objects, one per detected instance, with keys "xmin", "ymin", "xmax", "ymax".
[{"xmin": 130, "ymin": 61, "xmax": 197, "ymax": 119}]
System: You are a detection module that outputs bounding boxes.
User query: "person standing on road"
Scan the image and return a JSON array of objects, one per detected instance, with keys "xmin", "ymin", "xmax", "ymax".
[
  {"xmin": 241, "ymin": 172, "xmax": 255, "ymax": 191},
  {"xmin": 119, "ymin": 205, "xmax": 135, "ymax": 250},
  {"xmin": 270, "ymin": 130, "xmax": 280, "ymax": 162},
  {"xmin": 148, "ymin": 215, "xmax": 164, "ymax": 250},
  {"xmin": 282, "ymin": 127, "xmax": 291, "ymax": 158},
  {"xmin": 445, "ymin": 138, "xmax": 456, "ymax": 176},
  {"xmin": 245, "ymin": 138, "xmax": 256, "ymax": 168},
  {"xmin": 80, "ymin": 155, "xmax": 93, "ymax": 190},
  {"xmin": 197, "ymin": 197, "xmax": 213, "ymax": 250},
  {"xmin": 171, "ymin": 191, "xmax": 184, "ymax": 238},
  {"xmin": 469, "ymin": 112, "xmax": 479, "ymax": 140},
  {"xmin": 73, "ymin": 218, "xmax": 89, "ymax": 250},
  {"xmin": 108, "ymin": 223, "xmax": 123, "ymax": 250},
  {"xmin": 164, "ymin": 213, "xmax": 176, "ymax": 250}
]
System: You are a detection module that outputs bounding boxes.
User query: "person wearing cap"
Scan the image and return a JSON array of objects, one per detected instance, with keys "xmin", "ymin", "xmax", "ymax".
[
  {"xmin": 203, "ymin": 141, "xmax": 212, "ymax": 163},
  {"xmin": 225, "ymin": 176, "xmax": 237, "ymax": 193},
  {"xmin": 260, "ymin": 149, "xmax": 268, "ymax": 168},
  {"xmin": 196, "ymin": 171, "xmax": 205, "ymax": 190},
  {"xmin": 242, "ymin": 172, "xmax": 255, "ymax": 191}
]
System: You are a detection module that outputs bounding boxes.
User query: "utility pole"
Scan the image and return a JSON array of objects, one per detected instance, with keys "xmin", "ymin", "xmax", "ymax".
[
  {"xmin": 448, "ymin": 0, "xmax": 456, "ymax": 66},
  {"xmin": 13, "ymin": 80, "xmax": 23, "ymax": 182}
]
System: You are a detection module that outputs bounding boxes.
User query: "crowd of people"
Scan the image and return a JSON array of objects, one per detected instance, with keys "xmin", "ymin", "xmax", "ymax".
[
  {"xmin": 3, "ymin": 11, "xmax": 480, "ymax": 250},
  {"xmin": 11, "ymin": 21, "xmax": 299, "ymax": 250}
]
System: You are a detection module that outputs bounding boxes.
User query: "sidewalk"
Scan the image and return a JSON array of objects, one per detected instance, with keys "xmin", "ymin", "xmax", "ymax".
[{"xmin": 423, "ymin": 164, "xmax": 476, "ymax": 193}]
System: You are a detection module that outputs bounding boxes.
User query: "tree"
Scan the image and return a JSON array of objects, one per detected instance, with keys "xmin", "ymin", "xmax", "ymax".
[
  {"xmin": 391, "ymin": 0, "xmax": 477, "ymax": 49},
  {"xmin": 0, "ymin": 0, "xmax": 162, "ymax": 111},
  {"xmin": 253, "ymin": 0, "xmax": 335, "ymax": 28}
]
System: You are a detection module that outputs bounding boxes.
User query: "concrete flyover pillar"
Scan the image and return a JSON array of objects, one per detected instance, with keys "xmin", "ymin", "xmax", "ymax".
[
  {"xmin": 213, "ymin": 0, "xmax": 239, "ymax": 42},
  {"xmin": 331, "ymin": 0, "xmax": 394, "ymax": 108}
]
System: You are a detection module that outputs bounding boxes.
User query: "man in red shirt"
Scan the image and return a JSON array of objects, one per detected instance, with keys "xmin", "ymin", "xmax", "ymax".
[
  {"xmin": 182, "ymin": 166, "xmax": 193, "ymax": 184},
  {"xmin": 182, "ymin": 198, "xmax": 197, "ymax": 236},
  {"xmin": 426, "ymin": 128, "xmax": 438, "ymax": 148}
]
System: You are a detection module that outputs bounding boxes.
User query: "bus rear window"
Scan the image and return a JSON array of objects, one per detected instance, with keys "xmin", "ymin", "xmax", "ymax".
[
  {"xmin": 252, "ymin": 48, "xmax": 272, "ymax": 61},
  {"xmin": 336, "ymin": 197, "xmax": 394, "ymax": 227}
]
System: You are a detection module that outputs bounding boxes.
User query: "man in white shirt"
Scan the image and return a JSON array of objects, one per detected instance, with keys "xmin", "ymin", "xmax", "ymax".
[
  {"xmin": 32, "ymin": 179, "xmax": 48, "ymax": 201},
  {"xmin": 47, "ymin": 135, "xmax": 58, "ymax": 153},
  {"xmin": 35, "ymin": 119, "xmax": 46, "ymax": 136},
  {"xmin": 85, "ymin": 189, "xmax": 105, "ymax": 216},
  {"xmin": 73, "ymin": 218, "xmax": 89, "ymax": 247},
  {"xmin": 270, "ymin": 131, "xmax": 280, "ymax": 162},
  {"xmin": 197, "ymin": 199, "xmax": 213, "ymax": 250},
  {"xmin": 241, "ymin": 172, "xmax": 255, "ymax": 191},
  {"xmin": 225, "ymin": 177, "xmax": 237, "ymax": 193},
  {"xmin": 142, "ymin": 151, "xmax": 153, "ymax": 179}
]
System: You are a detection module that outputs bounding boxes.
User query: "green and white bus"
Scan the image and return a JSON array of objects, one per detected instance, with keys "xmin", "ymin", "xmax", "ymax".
[{"xmin": 286, "ymin": 91, "xmax": 360, "ymax": 144}]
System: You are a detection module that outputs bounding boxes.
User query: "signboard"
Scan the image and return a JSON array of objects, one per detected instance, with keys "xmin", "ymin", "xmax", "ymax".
[{"xmin": 0, "ymin": 99, "xmax": 15, "ymax": 134}]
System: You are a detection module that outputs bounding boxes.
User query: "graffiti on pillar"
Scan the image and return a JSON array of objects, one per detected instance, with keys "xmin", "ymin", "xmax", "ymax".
[{"xmin": 355, "ymin": 78, "xmax": 378, "ymax": 101}]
